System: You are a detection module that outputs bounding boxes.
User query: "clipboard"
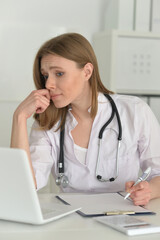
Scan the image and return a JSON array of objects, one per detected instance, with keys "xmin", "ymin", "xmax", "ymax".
[{"xmin": 56, "ymin": 192, "xmax": 155, "ymax": 217}]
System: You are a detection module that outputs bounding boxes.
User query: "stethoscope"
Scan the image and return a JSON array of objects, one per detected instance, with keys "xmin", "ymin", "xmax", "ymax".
[{"xmin": 55, "ymin": 94, "xmax": 122, "ymax": 188}]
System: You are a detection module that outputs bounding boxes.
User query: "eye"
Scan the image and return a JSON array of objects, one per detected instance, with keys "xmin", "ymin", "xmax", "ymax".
[
  {"xmin": 56, "ymin": 72, "xmax": 64, "ymax": 77},
  {"xmin": 42, "ymin": 75, "xmax": 48, "ymax": 81}
]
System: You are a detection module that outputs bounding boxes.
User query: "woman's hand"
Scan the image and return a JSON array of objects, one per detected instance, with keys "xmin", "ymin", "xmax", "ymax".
[
  {"xmin": 14, "ymin": 89, "xmax": 50, "ymax": 120},
  {"xmin": 125, "ymin": 181, "xmax": 151, "ymax": 206}
]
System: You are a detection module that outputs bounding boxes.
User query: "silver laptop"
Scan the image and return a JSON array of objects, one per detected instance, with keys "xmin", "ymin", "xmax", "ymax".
[{"xmin": 0, "ymin": 147, "xmax": 80, "ymax": 225}]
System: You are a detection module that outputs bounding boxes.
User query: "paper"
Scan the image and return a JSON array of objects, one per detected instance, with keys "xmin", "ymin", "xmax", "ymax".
[{"xmin": 57, "ymin": 193, "xmax": 153, "ymax": 216}]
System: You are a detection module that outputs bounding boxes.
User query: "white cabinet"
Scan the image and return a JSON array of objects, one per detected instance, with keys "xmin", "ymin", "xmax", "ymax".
[
  {"xmin": 92, "ymin": 31, "xmax": 160, "ymax": 124},
  {"xmin": 93, "ymin": 31, "xmax": 160, "ymax": 95}
]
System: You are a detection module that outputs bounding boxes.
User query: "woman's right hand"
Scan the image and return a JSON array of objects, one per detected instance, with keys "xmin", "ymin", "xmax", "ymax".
[{"xmin": 14, "ymin": 89, "xmax": 50, "ymax": 120}]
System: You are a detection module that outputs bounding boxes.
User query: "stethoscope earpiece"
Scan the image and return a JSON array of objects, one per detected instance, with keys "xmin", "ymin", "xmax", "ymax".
[
  {"xmin": 96, "ymin": 175, "xmax": 115, "ymax": 182},
  {"xmin": 97, "ymin": 175, "xmax": 102, "ymax": 180},
  {"xmin": 109, "ymin": 178, "xmax": 115, "ymax": 182}
]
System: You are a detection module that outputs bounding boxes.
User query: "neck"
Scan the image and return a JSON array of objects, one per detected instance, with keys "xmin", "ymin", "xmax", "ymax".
[{"xmin": 71, "ymin": 88, "xmax": 92, "ymax": 121}]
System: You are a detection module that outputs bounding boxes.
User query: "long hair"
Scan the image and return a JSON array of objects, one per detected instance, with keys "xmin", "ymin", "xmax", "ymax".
[{"xmin": 33, "ymin": 32, "xmax": 113, "ymax": 130}]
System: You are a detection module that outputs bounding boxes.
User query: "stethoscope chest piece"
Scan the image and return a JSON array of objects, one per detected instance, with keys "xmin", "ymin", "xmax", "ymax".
[{"xmin": 56, "ymin": 174, "xmax": 69, "ymax": 188}]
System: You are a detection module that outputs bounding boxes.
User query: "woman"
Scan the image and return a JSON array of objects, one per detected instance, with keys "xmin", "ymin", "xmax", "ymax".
[{"xmin": 10, "ymin": 33, "xmax": 160, "ymax": 206}]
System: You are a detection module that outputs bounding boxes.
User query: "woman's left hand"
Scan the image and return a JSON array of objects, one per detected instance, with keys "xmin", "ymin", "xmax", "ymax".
[{"xmin": 125, "ymin": 181, "xmax": 152, "ymax": 206}]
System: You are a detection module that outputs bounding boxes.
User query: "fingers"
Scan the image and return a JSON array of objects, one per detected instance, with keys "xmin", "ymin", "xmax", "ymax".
[
  {"xmin": 30, "ymin": 90, "xmax": 50, "ymax": 113},
  {"xmin": 131, "ymin": 181, "xmax": 150, "ymax": 193},
  {"xmin": 15, "ymin": 89, "xmax": 51, "ymax": 119},
  {"xmin": 35, "ymin": 89, "xmax": 51, "ymax": 101},
  {"xmin": 125, "ymin": 181, "xmax": 151, "ymax": 206},
  {"xmin": 130, "ymin": 191, "xmax": 151, "ymax": 206},
  {"xmin": 30, "ymin": 90, "xmax": 51, "ymax": 114},
  {"xmin": 125, "ymin": 181, "xmax": 135, "ymax": 193},
  {"xmin": 28, "ymin": 89, "xmax": 50, "ymax": 102}
]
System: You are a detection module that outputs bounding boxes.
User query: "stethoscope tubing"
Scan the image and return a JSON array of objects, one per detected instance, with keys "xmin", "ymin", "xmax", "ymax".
[
  {"xmin": 56, "ymin": 94, "xmax": 122, "ymax": 187},
  {"xmin": 103, "ymin": 94, "xmax": 122, "ymax": 141},
  {"xmin": 58, "ymin": 127, "xmax": 65, "ymax": 173}
]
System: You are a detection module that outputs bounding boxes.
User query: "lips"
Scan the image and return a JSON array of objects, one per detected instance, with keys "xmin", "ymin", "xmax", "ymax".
[{"xmin": 50, "ymin": 94, "xmax": 62, "ymax": 100}]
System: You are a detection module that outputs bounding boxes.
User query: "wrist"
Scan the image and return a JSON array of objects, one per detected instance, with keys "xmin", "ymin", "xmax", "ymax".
[
  {"xmin": 13, "ymin": 109, "xmax": 28, "ymax": 124},
  {"xmin": 149, "ymin": 177, "xmax": 160, "ymax": 199}
]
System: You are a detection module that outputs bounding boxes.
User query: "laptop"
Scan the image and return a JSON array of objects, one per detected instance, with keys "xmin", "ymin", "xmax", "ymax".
[{"xmin": 0, "ymin": 147, "xmax": 80, "ymax": 225}]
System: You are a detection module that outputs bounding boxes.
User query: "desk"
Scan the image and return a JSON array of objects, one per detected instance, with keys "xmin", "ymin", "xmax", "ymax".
[{"xmin": 0, "ymin": 193, "xmax": 160, "ymax": 240}]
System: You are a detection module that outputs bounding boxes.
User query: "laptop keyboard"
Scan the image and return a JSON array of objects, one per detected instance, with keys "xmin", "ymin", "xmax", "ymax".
[
  {"xmin": 41, "ymin": 208, "xmax": 58, "ymax": 219},
  {"xmin": 40, "ymin": 201, "xmax": 78, "ymax": 220},
  {"xmin": 41, "ymin": 208, "xmax": 56, "ymax": 214}
]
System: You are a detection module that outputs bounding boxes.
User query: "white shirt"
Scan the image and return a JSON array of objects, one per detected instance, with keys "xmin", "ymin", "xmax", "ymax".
[
  {"xmin": 29, "ymin": 93, "xmax": 160, "ymax": 192},
  {"xmin": 74, "ymin": 144, "xmax": 87, "ymax": 165}
]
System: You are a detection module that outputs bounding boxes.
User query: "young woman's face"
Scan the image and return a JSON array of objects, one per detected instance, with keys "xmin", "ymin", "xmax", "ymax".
[{"xmin": 40, "ymin": 54, "xmax": 91, "ymax": 108}]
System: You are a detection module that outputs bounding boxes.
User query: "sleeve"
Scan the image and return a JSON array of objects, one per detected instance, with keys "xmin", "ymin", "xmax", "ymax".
[
  {"xmin": 136, "ymin": 99, "xmax": 160, "ymax": 180},
  {"xmin": 29, "ymin": 120, "xmax": 54, "ymax": 190}
]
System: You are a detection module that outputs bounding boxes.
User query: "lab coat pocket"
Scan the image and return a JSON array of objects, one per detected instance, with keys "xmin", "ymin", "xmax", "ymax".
[{"xmin": 98, "ymin": 134, "xmax": 130, "ymax": 180}]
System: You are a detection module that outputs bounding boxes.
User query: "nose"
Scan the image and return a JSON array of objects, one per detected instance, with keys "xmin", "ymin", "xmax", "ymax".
[{"xmin": 45, "ymin": 75, "xmax": 56, "ymax": 90}]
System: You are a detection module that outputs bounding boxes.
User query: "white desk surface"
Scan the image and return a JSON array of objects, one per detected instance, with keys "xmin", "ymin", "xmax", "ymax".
[{"xmin": 1, "ymin": 193, "xmax": 160, "ymax": 240}]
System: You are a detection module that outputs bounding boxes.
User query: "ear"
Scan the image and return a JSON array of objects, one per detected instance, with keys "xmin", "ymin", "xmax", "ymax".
[{"xmin": 83, "ymin": 63, "xmax": 93, "ymax": 81}]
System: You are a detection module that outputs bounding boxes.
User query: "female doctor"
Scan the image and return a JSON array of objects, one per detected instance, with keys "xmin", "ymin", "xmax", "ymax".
[{"xmin": 11, "ymin": 33, "xmax": 160, "ymax": 206}]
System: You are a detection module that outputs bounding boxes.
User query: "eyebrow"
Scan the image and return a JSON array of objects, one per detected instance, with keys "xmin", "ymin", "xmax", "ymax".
[{"xmin": 41, "ymin": 66, "xmax": 64, "ymax": 72}]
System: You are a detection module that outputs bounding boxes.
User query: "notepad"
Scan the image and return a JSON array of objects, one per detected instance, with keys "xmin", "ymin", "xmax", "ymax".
[{"xmin": 56, "ymin": 193, "xmax": 155, "ymax": 217}]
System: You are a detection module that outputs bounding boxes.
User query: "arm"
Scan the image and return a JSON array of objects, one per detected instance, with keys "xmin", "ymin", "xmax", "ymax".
[
  {"xmin": 10, "ymin": 89, "xmax": 50, "ymax": 187},
  {"xmin": 125, "ymin": 99, "xmax": 160, "ymax": 206}
]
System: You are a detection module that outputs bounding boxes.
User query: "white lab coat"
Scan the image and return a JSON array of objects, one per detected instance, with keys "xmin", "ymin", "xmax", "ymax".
[{"xmin": 29, "ymin": 93, "xmax": 160, "ymax": 192}]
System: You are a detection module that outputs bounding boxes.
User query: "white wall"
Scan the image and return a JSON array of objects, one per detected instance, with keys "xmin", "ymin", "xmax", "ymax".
[
  {"xmin": 0, "ymin": 0, "xmax": 107, "ymax": 147},
  {"xmin": 0, "ymin": 0, "xmax": 106, "ymax": 41}
]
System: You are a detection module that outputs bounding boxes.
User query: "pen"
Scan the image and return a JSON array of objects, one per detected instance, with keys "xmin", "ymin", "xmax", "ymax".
[{"xmin": 124, "ymin": 167, "xmax": 151, "ymax": 200}]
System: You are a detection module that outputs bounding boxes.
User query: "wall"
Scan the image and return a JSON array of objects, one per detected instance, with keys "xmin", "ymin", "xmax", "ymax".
[
  {"xmin": 0, "ymin": 0, "xmax": 106, "ymax": 41},
  {"xmin": 0, "ymin": 0, "xmax": 107, "ymax": 147}
]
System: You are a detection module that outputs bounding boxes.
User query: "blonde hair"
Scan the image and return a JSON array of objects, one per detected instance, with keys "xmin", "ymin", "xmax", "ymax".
[{"xmin": 33, "ymin": 32, "xmax": 113, "ymax": 130}]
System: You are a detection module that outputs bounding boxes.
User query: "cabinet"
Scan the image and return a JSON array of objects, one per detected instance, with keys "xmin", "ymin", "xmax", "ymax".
[
  {"xmin": 93, "ymin": 30, "xmax": 160, "ymax": 94},
  {"xmin": 92, "ymin": 30, "xmax": 160, "ymax": 123}
]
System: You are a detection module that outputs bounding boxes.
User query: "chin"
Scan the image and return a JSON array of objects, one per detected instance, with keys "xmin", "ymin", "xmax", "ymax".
[{"xmin": 53, "ymin": 101, "xmax": 69, "ymax": 109}]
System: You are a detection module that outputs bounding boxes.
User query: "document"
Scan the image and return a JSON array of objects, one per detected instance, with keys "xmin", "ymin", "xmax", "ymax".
[{"xmin": 56, "ymin": 193, "xmax": 155, "ymax": 217}]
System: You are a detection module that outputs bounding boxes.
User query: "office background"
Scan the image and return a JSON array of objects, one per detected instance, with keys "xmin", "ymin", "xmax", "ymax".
[{"xmin": 0, "ymin": 0, "xmax": 160, "ymax": 192}]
